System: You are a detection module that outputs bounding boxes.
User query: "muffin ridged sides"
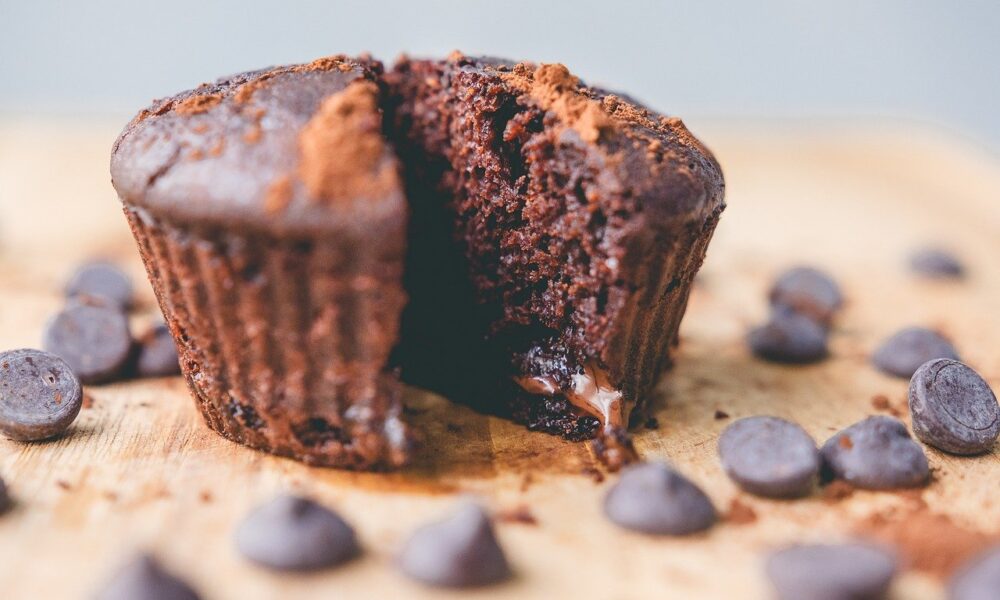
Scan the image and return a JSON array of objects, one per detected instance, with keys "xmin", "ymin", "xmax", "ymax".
[{"xmin": 125, "ymin": 205, "xmax": 411, "ymax": 469}]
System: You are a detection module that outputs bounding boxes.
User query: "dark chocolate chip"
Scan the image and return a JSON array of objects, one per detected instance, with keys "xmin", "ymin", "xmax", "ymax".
[
  {"xmin": 398, "ymin": 503, "xmax": 511, "ymax": 587},
  {"xmin": 95, "ymin": 553, "xmax": 201, "ymax": 600},
  {"xmin": 909, "ymin": 359, "xmax": 999, "ymax": 455},
  {"xmin": 766, "ymin": 542, "xmax": 897, "ymax": 600},
  {"xmin": 603, "ymin": 461, "xmax": 716, "ymax": 535},
  {"xmin": 65, "ymin": 261, "xmax": 134, "ymax": 309},
  {"xmin": 747, "ymin": 309, "xmax": 829, "ymax": 364},
  {"xmin": 0, "ymin": 476, "xmax": 10, "ymax": 513},
  {"xmin": 949, "ymin": 545, "xmax": 1000, "ymax": 600},
  {"xmin": 909, "ymin": 248, "xmax": 965, "ymax": 279},
  {"xmin": 718, "ymin": 416, "xmax": 819, "ymax": 498},
  {"xmin": 769, "ymin": 266, "xmax": 843, "ymax": 325},
  {"xmin": 42, "ymin": 303, "xmax": 132, "ymax": 384},
  {"xmin": 136, "ymin": 324, "xmax": 181, "ymax": 378},
  {"xmin": 0, "ymin": 348, "xmax": 82, "ymax": 441},
  {"xmin": 820, "ymin": 416, "xmax": 929, "ymax": 489},
  {"xmin": 871, "ymin": 327, "xmax": 959, "ymax": 379},
  {"xmin": 234, "ymin": 495, "xmax": 358, "ymax": 571}
]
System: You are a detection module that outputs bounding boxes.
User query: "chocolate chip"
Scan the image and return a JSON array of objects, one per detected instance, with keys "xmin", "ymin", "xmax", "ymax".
[
  {"xmin": 766, "ymin": 543, "xmax": 897, "ymax": 600},
  {"xmin": 603, "ymin": 461, "xmax": 716, "ymax": 535},
  {"xmin": 909, "ymin": 248, "xmax": 965, "ymax": 279},
  {"xmin": 949, "ymin": 545, "xmax": 1000, "ymax": 600},
  {"xmin": 136, "ymin": 324, "xmax": 181, "ymax": 378},
  {"xmin": 0, "ymin": 476, "xmax": 10, "ymax": 513},
  {"xmin": 65, "ymin": 261, "xmax": 134, "ymax": 309},
  {"xmin": 95, "ymin": 553, "xmax": 201, "ymax": 600},
  {"xmin": 234, "ymin": 495, "xmax": 359, "ymax": 571},
  {"xmin": 908, "ymin": 359, "xmax": 999, "ymax": 455},
  {"xmin": 871, "ymin": 327, "xmax": 959, "ymax": 379},
  {"xmin": 747, "ymin": 309, "xmax": 828, "ymax": 363},
  {"xmin": 42, "ymin": 303, "xmax": 132, "ymax": 384},
  {"xmin": 820, "ymin": 416, "xmax": 929, "ymax": 489},
  {"xmin": 0, "ymin": 349, "xmax": 82, "ymax": 441},
  {"xmin": 718, "ymin": 416, "xmax": 819, "ymax": 498},
  {"xmin": 398, "ymin": 503, "xmax": 511, "ymax": 587},
  {"xmin": 769, "ymin": 266, "xmax": 843, "ymax": 325}
]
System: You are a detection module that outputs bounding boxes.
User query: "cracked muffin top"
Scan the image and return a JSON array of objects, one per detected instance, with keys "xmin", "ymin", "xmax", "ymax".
[{"xmin": 110, "ymin": 55, "xmax": 405, "ymax": 237}]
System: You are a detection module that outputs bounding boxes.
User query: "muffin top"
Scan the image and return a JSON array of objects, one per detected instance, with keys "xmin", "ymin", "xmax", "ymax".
[
  {"xmin": 393, "ymin": 53, "xmax": 726, "ymax": 228},
  {"xmin": 110, "ymin": 56, "xmax": 404, "ymax": 236}
]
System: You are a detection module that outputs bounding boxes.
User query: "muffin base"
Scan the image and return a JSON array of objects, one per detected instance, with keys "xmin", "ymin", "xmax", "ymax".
[{"xmin": 125, "ymin": 205, "xmax": 411, "ymax": 469}]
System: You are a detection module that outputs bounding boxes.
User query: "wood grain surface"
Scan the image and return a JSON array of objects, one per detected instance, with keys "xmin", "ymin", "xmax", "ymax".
[{"xmin": 0, "ymin": 118, "xmax": 997, "ymax": 599}]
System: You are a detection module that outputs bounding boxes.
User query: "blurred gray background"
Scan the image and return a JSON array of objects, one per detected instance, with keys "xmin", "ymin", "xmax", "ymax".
[{"xmin": 2, "ymin": 0, "xmax": 999, "ymax": 152}]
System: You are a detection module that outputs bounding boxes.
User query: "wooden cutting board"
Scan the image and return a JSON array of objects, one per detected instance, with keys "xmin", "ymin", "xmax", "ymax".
[{"xmin": 0, "ymin": 118, "xmax": 997, "ymax": 599}]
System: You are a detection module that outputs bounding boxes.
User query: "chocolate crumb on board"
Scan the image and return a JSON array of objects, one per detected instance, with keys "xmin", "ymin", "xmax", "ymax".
[
  {"xmin": 714, "ymin": 409, "xmax": 730, "ymax": 420},
  {"xmin": 496, "ymin": 505, "xmax": 538, "ymax": 526},
  {"xmin": 725, "ymin": 498, "xmax": 758, "ymax": 525},
  {"xmin": 870, "ymin": 394, "xmax": 903, "ymax": 417},
  {"xmin": 821, "ymin": 480, "xmax": 856, "ymax": 503},
  {"xmin": 858, "ymin": 507, "xmax": 999, "ymax": 578},
  {"xmin": 581, "ymin": 466, "xmax": 605, "ymax": 484}
]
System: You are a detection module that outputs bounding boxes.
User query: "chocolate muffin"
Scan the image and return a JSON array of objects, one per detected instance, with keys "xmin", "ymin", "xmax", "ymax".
[
  {"xmin": 111, "ymin": 56, "xmax": 412, "ymax": 469},
  {"xmin": 386, "ymin": 54, "xmax": 724, "ymax": 466},
  {"xmin": 111, "ymin": 52, "xmax": 725, "ymax": 470}
]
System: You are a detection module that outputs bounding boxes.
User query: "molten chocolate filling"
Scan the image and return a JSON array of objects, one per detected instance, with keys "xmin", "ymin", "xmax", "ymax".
[{"xmin": 514, "ymin": 362, "xmax": 628, "ymax": 433}]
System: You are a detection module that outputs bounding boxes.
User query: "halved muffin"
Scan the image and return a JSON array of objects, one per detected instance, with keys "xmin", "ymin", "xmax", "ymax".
[
  {"xmin": 112, "ymin": 56, "xmax": 412, "ymax": 468},
  {"xmin": 387, "ymin": 54, "xmax": 725, "ymax": 466},
  {"xmin": 111, "ymin": 53, "xmax": 725, "ymax": 470}
]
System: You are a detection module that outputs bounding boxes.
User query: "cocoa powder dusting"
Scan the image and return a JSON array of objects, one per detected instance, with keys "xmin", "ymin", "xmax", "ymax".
[
  {"xmin": 296, "ymin": 55, "xmax": 354, "ymax": 73},
  {"xmin": 174, "ymin": 93, "xmax": 223, "ymax": 116},
  {"xmin": 264, "ymin": 175, "xmax": 293, "ymax": 214},
  {"xmin": 298, "ymin": 81, "xmax": 398, "ymax": 202},
  {"xmin": 500, "ymin": 63, "xmax": 613, "ymax": 143},
  {"xmin": 243, "ymin": 123, "xmax": 262, "ymax": 144},
  {"xmin": 208, "ymin": 139, "xmax": 225, "ymax": 157},
  {"xmin": 600, "ymin": 94, "xmax": 659, "ymax": 131},
  {"xmin": 725, "ymin": 498, "xmax": 758, "ymax": 525},
  {"xmin": 233, "ymin": 72, "xmax": 276, "ymax": 105},
  {"xmin": 857, "ymin": 507, "xmax": 998, "ymax": 578}
]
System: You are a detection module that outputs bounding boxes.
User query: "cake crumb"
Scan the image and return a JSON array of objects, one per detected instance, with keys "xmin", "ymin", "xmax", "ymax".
[{"xmin": 714, "ymin": 409, "xmax": 730, "ymax": 420}]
